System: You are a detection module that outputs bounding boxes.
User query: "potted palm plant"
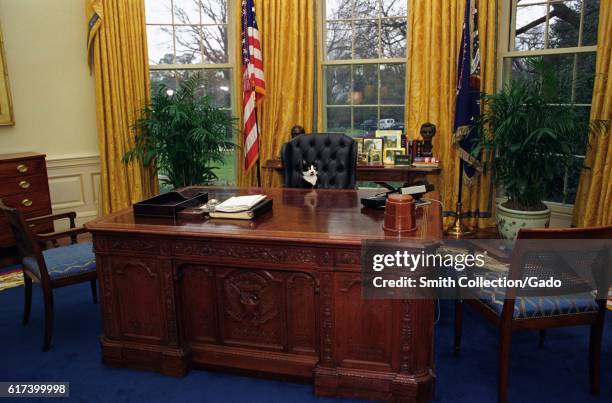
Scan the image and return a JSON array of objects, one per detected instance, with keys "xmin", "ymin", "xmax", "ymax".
[
  {"xmin": 473, "ymin": 60, "xmax": 604, "ymax": 239},
  {"xmin": 124, "ymin": 73, "xmax": 236, "ymax": 189}
]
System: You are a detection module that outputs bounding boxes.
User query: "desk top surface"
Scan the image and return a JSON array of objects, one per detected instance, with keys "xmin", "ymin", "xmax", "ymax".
[{"xmin": 86, "ymin": 187, "xmax": 443, "ymax": 246}]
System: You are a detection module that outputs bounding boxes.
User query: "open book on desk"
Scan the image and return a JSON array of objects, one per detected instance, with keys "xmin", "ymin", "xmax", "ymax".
[{"xmin": 209, "ymin": 195, "xmax": 272, "ymax": 219}]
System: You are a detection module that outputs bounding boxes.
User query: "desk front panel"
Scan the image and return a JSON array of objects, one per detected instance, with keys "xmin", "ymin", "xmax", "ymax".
[{"xmin": 89, "ymin": 188, "xmax": 440, "ymax": 402}]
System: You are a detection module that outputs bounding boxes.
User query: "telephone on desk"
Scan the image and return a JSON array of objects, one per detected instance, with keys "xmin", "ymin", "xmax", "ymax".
[{"xmin": 361, "ymin": 181, "xmax": 435, "ymax": 209}]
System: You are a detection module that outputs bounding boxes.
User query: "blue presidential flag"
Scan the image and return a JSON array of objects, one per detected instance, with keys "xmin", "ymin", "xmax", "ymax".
[{"xmin": 453, "ymin": 0, "xmax": 481, "ymax": 183}]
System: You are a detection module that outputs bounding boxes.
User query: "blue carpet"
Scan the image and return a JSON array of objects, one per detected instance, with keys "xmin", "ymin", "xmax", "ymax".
[{"xmin": 0, "ymin": 283, "xmax": 610, "ymax": 403}]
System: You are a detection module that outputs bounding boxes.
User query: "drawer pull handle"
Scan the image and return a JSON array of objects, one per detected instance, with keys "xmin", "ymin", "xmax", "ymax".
[
  {"xmin": 19, "ymin": 180, "xmax": 31, "ymax": 189},
  {"xmin": 21, "ymin": 199, "xmax": 33, "ymax": 207},
  {"xmin": 16, "ymin": 164, "xmax": 29, "ymax": 173}
]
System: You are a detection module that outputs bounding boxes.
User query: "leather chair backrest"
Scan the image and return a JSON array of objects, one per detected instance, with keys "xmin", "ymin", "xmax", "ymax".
[{"xmin": 281, "ymin": 133, "xmax": 357, "ymax": 189}]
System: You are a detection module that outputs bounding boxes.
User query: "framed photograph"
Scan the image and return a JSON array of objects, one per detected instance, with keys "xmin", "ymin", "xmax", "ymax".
[
  {"xmin": 354, "ymin": 137, "xmax": 364, "ymax": 155},
  {"xmin": 384, "ymin": 148, "xmax": 404, "ymax": 165},
  {"xmin": 375, "ymin": 130, "xmax": 402, "ymax": 149},
  {"xmin": 363, "ymin": 138, "xmax": 383, "ymax": 154},
  {"xmin": 357, "ymin": 152, "xmax": 369, "ymax": 164},
  {"xmin": 369, "ymin": 149, "xmax": 383, "ymax": 164},
  {"xmin": 0, "ymin": 25, "xmax": 14, "ymax": 126}
]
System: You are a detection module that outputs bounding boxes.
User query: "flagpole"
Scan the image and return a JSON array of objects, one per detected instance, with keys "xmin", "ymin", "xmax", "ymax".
[
  {"xmin": 254, "ymin": 107, "xmax": 262, "ymax": 187},
  {"xmin": 446, "ymin": 159, "xmax": 473, "ymax": 237}
]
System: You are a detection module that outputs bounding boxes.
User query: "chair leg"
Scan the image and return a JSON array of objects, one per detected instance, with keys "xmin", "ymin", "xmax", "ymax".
[
  {"xmin": 22, "ymin": 274, "xmax": 32, "ymax": 326},
  {"xmin": 42, "ymin": 288, "xmax": 54, "ymax": 352},
  {"xmin": 454, "ymin": 299, "xmax": 463, "ymax": 355},
  {"xmin": 538, "ymin": 329, "xmax": 546, "ymax": 349},
  {"xmin": 498, "ymin": 330, "xmax": 512, "ymax": 403},
  {"xmin": 90, "ymin": 279, "xmax": 98, "ymax": 304},
  {"xmin": 589, "ymin": 321, "xmax": 604, "ymax": 395}
]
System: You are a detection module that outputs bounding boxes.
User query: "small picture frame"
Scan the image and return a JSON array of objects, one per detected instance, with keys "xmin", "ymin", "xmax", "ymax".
[
  {"xmin": 354, "ymin": 137, "xmax": 364, "ymax": 155},
  {"xmin": 358, "ymin": 153, "xmax": 369, "ymax": 164},
  {"xmin": 375, "ymin": 130, "xmax": 402, "ymax": 149},
  {"xmin": 363, "ymin": 138, "xmax": 383, "ymax": 154},
  {"xmin": 384, "ymin": 148, "xmax": 404, "ymax": 165},
  {"xmin": 369, "ymin": 149, "xmax": 383, "ymax": 164}
]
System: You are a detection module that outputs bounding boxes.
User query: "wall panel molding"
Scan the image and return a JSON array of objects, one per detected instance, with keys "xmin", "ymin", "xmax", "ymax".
[{"xmin": 46, "ymin": 154, "xmax": 100, "ymax": 229}]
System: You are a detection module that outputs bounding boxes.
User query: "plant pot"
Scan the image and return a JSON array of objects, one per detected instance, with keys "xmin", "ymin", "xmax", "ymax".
[{"xmin": 496, "ymin": 202, "xmax": 551, "ymax": 240}]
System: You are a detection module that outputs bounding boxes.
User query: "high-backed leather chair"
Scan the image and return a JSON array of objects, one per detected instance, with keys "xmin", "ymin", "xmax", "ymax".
[{"xmin": 281, "ymin": 133, "xmax": 357, "ymax": 189}]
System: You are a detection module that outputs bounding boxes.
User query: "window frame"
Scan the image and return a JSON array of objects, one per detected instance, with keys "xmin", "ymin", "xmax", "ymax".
[
  {"xmin": 145, "ymin": 0, "xmax": 239, "ymax": 185},
  {"xmin": 497, "ymin": 0, "xmax": 599, "ymax": 206},
  {"xmin": 319, "ymin": 0, "xmax": 408, "ymax": 134}
]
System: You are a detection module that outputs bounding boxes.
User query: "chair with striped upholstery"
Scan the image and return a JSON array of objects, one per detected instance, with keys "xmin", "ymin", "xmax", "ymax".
[
  {"xmin": 0, "ymin": 199, "xmax": 97, "ymax": 351},
  {"xmin": 454, "ymin": 226, "xmax": 611, "ymax": 403}
]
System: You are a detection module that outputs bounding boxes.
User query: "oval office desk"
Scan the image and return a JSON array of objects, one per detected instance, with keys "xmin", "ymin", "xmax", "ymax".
[{"xmin": 86, "ymin": 187, "xmax": 443, "ymax": 402}]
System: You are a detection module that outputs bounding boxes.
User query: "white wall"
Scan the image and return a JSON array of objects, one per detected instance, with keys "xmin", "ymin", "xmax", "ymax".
[{"xmin": 0, "ymin": 0, "xmax": 100, "ymax": 223}]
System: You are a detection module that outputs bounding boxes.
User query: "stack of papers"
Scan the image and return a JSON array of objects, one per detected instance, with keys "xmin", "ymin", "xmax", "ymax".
[{"xmin": 215, "ymin": 195, "xmax": 267, "ymax": 213}]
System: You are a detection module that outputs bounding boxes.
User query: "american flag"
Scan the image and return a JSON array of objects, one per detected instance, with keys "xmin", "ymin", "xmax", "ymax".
[{"xmin": 241, "ymin": 0, "xmax": 265, "ymax": 171}]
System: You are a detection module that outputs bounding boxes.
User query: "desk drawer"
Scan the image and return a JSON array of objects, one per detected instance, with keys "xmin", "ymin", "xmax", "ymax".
[
  {"xmin": 0, "ymin": 191, "xmax": 51, "ymax": 215},
  {"xmin": 0, "ymin": 174, "xmax": 49, "ymax": 197},
  {"xmin": 0, "ymin": 157, "xmax": 46, "ymax": 179}
]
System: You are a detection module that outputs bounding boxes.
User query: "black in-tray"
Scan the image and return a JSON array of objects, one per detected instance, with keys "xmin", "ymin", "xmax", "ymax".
[{"xmin": 133, "ymin": 188, "xmax": 208, "ymax": 218}]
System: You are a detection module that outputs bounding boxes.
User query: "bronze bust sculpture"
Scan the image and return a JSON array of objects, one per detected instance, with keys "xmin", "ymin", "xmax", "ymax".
[{"xmin": 420, "ymin": 123, "xmax": 436, "ymax": 157}]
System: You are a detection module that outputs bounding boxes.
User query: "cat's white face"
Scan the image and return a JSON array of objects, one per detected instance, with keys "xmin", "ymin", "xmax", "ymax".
[{"xmin": 302, "ymin": 164, "xmax": 318, "ymax": 178}]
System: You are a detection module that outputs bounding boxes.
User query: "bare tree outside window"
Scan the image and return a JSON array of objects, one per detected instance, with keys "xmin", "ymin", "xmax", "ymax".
[{"xmin": 323, "ymin": 0, "xmax": 407, "ymax": 136}]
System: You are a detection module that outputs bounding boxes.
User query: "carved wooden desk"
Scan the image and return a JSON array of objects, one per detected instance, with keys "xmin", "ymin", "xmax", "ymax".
[{"xmin": 86, "ymin": 187, "xmax": 442, "ymax": 402}]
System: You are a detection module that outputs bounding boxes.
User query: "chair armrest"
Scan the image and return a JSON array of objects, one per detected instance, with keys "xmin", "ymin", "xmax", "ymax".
[
  {"xmin": 35, "ymin": 227, "xmax": 88, "ymax": 243},
  {"xmin": 27, "ymin": 212, "xmax": 77, "ymax": 229}
]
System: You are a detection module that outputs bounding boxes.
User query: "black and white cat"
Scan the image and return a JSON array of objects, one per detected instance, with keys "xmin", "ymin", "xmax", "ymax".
[{"xmin": 301, "ymin": 160, "xmax": 320, "ymax": 188}]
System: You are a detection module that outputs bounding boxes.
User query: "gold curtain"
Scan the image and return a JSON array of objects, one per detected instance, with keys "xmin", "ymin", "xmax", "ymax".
[
  {"xmin": 405, "ymin": 0, "xmax": 497, "ymax": 228},
  {"xmin": 572, "ymin": 2, "xmax": 612, "ymax": 227},
  {"xmin": 236, "ymin": 0, "xmax": 316, "ymax": 187},
  {"xmin": 87, "ymin": 0, "xmax": 158, "ymax": 214}
]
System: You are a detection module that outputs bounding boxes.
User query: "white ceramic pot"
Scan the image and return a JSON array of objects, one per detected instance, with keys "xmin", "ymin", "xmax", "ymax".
[{"xmin": 496, "ymin": 202, "xmax": 551, "ymax": 240}]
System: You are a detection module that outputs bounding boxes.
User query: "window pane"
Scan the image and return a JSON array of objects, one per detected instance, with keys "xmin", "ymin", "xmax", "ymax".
[
  {"xmin": 382, "ymin": 0, "xmax": 407, "ymax": 17},
  {"xmin": 202, "ymin": 69, "xmax": 232, "ymax": 108},
  {"xmin": 581, "ymin": 0, "xmax": 600, "ymax": 46},
  {"xmin": 354, "ymin": 107, "xmax": 378, "ymax": 136},
  {"xmin": 548, "ymin": 1, "xmax": 581, "ymax": 49},
  {"xmin": 175, "ymin": 26, "xmax": 202, "ymax": 64},
  {"xmin": 327, "ymin": 107, "xmax": 351, "ymax": 133},
  {"xmin": 202, "ymin": 26, "xmax": 228, "ymax": 63},
  {"xmin": 379, "ymin": 106, "xmax": 404, "ymax": 131},
  {"xmin": 571, "ymin": 106, "xmax": 591, "ymax": 155},
  {"xmin": 147, "ymin": 25, "xmax": 174, "ymax": 65},
  {"xmin": 380, "ymin": 63, "xmax": 405, "ymax": 104},
  {"xmin": 510, "ymin": 53, "xmax": 597, "ymax": 104},
  {"xmin": 327, "ymin": 22, "xmax": 352, "ymax": 60},
  {"xmin": 201, "ymin": 0, "xmax": 227, "ymax": 24},
  {"xmin": 150, "ymin": 70, "xmax": 177, "ymax": 94},
  {"xmin": 354, "ymin": 19, "xmax": 379, "ymax": 59},
  {"xmin": 174, "ymin": 0, "xmax": 200, "ymax": 24},
  {"xmin": 145, "ymin": 0, "xmax": 172, "ymax": 24},
  {"xmin": 514, "ymin": 4, "xmax": 546, "ymax": 50},
  {"xmin": 353, "ymin": 64, "xmax": 378, "ymax": 105},
  {"xmin": 354, "ymin": 0, "xmax": 379, "ymax": 18},
  {"xmin": 325, "ymin": 65, "xmax": 351, "ymax": 105},
  {"xmin": 381, "ymin": 18, "xmax": 406, "ymax": 58},
  {"xmin": 326, "ymin": 0, "xmax": 352, "ymax": 20},
  {"xmin": 575, "ymin": 52, "xmax": 597, "ymax": 103}
]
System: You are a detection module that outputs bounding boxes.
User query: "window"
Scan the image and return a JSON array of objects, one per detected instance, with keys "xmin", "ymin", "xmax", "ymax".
[
  {"xmin": 500, "ymin": 0, "xmax": 600, "ymax": 204},
  {"xmin": 145, "ymin": 0, "xmax": 236, "ymax": 185},
  {"xmin": 322, "ymin": 0, "xmax": 407, "ymax": 136}
]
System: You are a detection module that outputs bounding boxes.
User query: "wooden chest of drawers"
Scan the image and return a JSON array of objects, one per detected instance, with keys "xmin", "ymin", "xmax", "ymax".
[{"xmin": 0, "ymin": 152, "xmax": 53, "ymax": 248}]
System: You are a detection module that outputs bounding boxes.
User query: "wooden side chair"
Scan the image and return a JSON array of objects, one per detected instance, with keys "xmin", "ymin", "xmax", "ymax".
[
  {"xmin": 0, "ymin": 199, "xmax": 97, "ymax": 352},
  {"xmin": 454, "ymin": 226, "xmax": 611, "ymax": 403}
]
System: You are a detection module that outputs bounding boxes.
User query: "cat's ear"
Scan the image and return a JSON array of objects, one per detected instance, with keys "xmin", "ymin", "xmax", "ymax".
[{"xmin": 302, "ymin": 159, "xmax": 308, "ymax": 168}]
